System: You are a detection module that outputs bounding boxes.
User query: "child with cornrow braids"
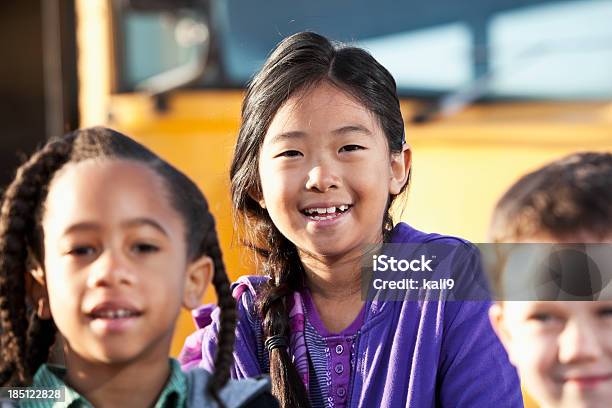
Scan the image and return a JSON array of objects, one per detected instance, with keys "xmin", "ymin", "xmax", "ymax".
[
  {"xmin": 181, "ymin": 32, "xmax": 522, "ymax": 408},
  {"xmin": 0, "ymin": 127, "xmax": 276, "ymax": 407}
]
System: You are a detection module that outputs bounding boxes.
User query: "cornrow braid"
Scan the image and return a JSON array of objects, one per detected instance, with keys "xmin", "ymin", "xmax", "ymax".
[
  {"xmin": 201, "ymin": 211, "xmax": 237, "ymax": 405},
  {"xmin": 0, "ymin": 137, "xmax": 73, "ymax": 386}
]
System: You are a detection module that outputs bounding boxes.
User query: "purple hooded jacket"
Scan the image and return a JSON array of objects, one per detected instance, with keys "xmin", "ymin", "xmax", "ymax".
[{"xmin": 180, "ymin": 223, "xmax": 523, "ymax": 407}]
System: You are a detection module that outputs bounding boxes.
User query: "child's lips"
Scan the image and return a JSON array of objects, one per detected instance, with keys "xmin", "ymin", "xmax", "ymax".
[
  {"xmin": 85, "ymin": 301, "xmax": 144, "ymax": 334},
  {"xmin": 87, "ymin": 311, "xmax": 143, "ymax": 335},
  {"xmin": 300, "ymin": 202, "xmax": 353, "ymax": 224},
  {"xmin": 301, "ymin": 205, "xmax": 352, "ymax": 226},
  {"xmin": 563, "ymin": 373, "xmax": 612, "ymax": 389}
]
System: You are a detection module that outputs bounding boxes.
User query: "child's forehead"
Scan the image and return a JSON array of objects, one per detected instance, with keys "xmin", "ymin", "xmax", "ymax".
[
  {"xmin": 44, "ymin": 159, "xmax": 180, "ymax": 224},
  {"xmin": 52, "ymin": 158, "xmax": 164, "ymax": 189},
  {"xmin": 270, "ymin": 82, "xmax": 379, "ymax": 132},
  {"xmin": 262, "ymin": 82, "xmax": 389, "ymax": 159}
]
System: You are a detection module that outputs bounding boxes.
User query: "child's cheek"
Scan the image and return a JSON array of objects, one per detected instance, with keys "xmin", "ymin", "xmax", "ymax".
[
  {"xmin": 519, "ymin": 331, "xmax": 562, "ymax": 401},
  {"xmin": 45, "ymin": 275, "xmax": 83, "ymax": 337}
]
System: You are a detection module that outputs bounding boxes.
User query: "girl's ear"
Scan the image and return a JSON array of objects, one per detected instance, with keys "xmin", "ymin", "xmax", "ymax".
[
  {"xmin": 26, "ymin": 266, "xmax": 52, "ymax": 320},
  {"xmin": 248, "ymin": 187, "xmax": 266, "ymax": 209},
  {"xmin": 182, "ymin": 255, "xmax": 213, "ymax": 309},
  {"xmin": 389, "ymin": 144, "xmax": 411, "ymax": 195}
]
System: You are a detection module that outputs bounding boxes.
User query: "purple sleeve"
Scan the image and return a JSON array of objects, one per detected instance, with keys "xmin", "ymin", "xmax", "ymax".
[
  {"xmin": 438, "ymin": 300, "xmax": 523, "ymax": 407},
  {"xmin": 178, "ymin": 305, "xmax": 215, "ymax": 371},
  {"xmin": 179, "ymin": 280, "xmax": 266, "ymax": 379}
]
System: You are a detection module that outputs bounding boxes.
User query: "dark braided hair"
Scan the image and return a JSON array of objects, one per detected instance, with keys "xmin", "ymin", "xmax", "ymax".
[
  {"xmin": 0, "ymin": 127, "xmax": 236, "ymax": 404},
  {"xmin": 229, "ymin": 32, "xmax": 409, "ymax": 407},
  {"xmin": 0, "ymin": 137, "xmax": 73, "ymax": 385}
]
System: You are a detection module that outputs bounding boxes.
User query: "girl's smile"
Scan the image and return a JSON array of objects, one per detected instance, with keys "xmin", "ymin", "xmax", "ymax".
[
  {"xmin": 301, "ymin": 203, "xmax": 353, "ymax": 226},
  {"xmin": 85, "ymin": 299, "xmax": 144, "ymax": 335}
]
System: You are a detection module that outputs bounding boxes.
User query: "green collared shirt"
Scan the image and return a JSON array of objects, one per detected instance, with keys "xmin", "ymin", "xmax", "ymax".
[{"xmin": 19, "ymin": 359, "xmax": 187, "ymax": 408}]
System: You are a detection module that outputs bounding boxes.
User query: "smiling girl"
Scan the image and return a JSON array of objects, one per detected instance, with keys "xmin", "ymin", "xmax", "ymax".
[
  {"xmin": 0, "ymin": 127, "xmax": 275, "ymax": 407},
  {"xmin": 183, "ymin": 32, "xmax": 523, "ymax": 407}
]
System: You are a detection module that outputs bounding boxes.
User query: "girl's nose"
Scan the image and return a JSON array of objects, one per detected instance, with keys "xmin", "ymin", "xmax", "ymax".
[
  {"xmin": 87, "ymin": 250, "xmax": 135, "ymax": 288},
  {"xmin": 558, "ymin": 318, "xmax": 603, "ymax": 364},
  {"xmin": 305, "ymin": 163, "xmax": 342, "ymax": 192}
]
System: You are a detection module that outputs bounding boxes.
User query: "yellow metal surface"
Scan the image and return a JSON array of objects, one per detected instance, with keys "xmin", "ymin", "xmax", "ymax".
[
  {"xmin": 398, "ymin": 100, "xmax": 612, "ymax": 242},
  {"xmin": 75, "ymin": 0, "xmax": 112, "ymax": 127}
]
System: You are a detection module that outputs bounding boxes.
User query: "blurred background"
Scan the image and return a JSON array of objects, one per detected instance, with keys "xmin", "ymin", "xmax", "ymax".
[{"xmin": 2, "ymin": 1, "xmax": 612, "ymax": 404}]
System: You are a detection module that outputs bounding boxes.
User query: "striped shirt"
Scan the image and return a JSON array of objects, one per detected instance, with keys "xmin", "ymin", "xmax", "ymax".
[{"xmin": 301, "ymin": 288, "xmax": 365, "ymax": 408}]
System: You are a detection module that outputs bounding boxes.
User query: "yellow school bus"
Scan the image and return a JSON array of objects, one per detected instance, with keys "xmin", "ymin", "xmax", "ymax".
[{"xmin": 77, "ymin": 1, "xmax": 612, "ymax": 405}]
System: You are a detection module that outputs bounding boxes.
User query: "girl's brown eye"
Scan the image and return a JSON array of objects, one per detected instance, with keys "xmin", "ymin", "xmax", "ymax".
[
  {"xmin": 68, "ymin": 246, "xmax": 96, "ymax": 257},
  {"xmin": 339, "ymin": 144, "xmax": 365, "ymax": 152},
  {"xmin": 277, "ymin": 150, "xmax": 302, "ymax": 158},
  {"xmin": 132, "ymin": 243, "xmax": 160, "ymax": 254}
]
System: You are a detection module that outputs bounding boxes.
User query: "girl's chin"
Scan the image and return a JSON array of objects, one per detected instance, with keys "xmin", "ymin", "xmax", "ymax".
[{"xmin": 297, "ymin": 240, "xmax": 368, "ymax": 260}]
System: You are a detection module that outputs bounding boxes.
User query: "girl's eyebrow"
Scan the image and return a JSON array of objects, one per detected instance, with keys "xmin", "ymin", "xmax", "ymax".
[
  {"xmin": 269, "ymin": 125, "xmax": 371, "ymax": 144},
  {"xmin": 62, "ymin": 222, "xmax": 100, "ymax": 236},
  {"xmin": 62, "ymin": 218, "xmax": 169, "ymax": 237},
  {"xmin": 268, "ymin": 131, "xmax": 305, "ymax": 144},
  {"xmin": 331, "ymin": 124, "xmax": 372, "ymax": 136},
  {"xmin": 122, "ymin": 218, "xmax": 169, "ymax": 236}
]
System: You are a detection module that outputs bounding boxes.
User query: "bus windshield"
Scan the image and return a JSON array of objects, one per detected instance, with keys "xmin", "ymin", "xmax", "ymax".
[{"xmin": 115, "ymin": 0, "xmax": 612, "ymax": 100}]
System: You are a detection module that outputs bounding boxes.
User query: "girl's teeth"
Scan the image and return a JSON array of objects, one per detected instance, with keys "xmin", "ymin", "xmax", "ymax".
[
  {"xmin": 95, "ymin": 309, "xmax": 136, "ymax": 319},
  {"xmin": 311, "ymin": 213, "xmax": 340, "ymax": 221},
  {"xmin": 305, "ymin": 205, "xmax": 350, "ymax": 214},
  {"xmin": 303, "ymin": 205, "xmax": 351, "ymax": 217}
]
